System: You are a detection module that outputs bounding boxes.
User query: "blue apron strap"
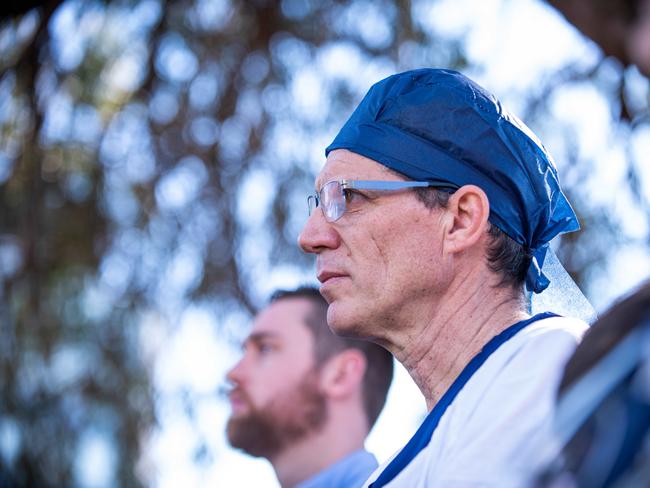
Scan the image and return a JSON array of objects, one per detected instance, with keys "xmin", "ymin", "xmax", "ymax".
[{"xmin": 369, "ymin": 312, "xmax": 557, "ymax": 487}]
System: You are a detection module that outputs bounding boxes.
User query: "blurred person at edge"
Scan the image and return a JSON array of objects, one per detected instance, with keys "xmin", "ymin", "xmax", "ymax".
[
  {"xmin": 226, "ymin": 286, "xmax": 394, "ymax": 488},
  {"xmin": 539, "ymin": 280, "xmax": 650, "ymax": 487},
  {"xmin": 298, "ymin": 69, "xmax": 590, "ymax": 487}
]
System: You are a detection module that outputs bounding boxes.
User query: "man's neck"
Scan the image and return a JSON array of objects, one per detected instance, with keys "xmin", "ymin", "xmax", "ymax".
[
  {"xmin": 270, "ymin": 409, "xmax": 368, "ymax": 488},
  {"xmin": 392, "ymin": 272, "xmax": 529, "ymax": 411}
]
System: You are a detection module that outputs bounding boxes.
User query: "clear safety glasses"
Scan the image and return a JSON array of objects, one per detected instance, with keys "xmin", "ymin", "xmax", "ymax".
[{"xmin": 307, "ymin": 179, "xmax": 457, "ymax": 222}]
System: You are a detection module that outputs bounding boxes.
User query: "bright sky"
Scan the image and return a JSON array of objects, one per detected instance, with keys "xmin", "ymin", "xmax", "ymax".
[{"xmin": 76, "ymin": 0, "xmax": 649, "ymax": 486}]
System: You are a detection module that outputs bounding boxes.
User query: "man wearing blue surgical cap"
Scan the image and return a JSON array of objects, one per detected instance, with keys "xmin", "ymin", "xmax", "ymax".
[{"xmin": 298, "ymin": 69, "xmax": 589, "ymax": 487}]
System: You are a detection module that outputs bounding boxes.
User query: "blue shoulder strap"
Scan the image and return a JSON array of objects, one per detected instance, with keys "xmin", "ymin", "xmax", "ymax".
[{"xmin": 369, "ymin": 312, "xmax": 557, "ymax": 487}]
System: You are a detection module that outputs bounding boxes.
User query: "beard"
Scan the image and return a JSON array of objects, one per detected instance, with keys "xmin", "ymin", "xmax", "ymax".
[{"xmin": 226, "ymin": 370, "xmax": 327, "ymax": 459}]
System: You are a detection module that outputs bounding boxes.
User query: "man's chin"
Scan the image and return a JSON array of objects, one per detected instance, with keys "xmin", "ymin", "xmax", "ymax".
[
  {"xmin": 226, "ymin": 415, "xmax": 275, "ymax": 458},
  {"xmin": 326, "ymin": 303, "xmax": 366, "ymax": 339},
  {"xmin": 318, "ymin": 275, "xmax": 354, "ymax": 304},
  {"xmin": 226, "ymin": 372, "xmax": 328, "ymax": 458}
]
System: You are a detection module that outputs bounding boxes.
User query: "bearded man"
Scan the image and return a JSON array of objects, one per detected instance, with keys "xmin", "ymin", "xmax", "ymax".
[{"xmin": 226, "ymin": 286, "xmax": 394, "ymax": 488}]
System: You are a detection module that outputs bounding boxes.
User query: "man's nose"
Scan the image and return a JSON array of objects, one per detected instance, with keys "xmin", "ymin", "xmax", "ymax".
[
  {"xmin": 226, "ymin": 357, "xmax": 247, "ymax": 385},
  {"xmin": 298, "ymin": 209, "xmax": 340, "ymax": 254}
]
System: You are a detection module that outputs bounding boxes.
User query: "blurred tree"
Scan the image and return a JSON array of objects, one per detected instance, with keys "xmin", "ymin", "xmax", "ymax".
[
  {"xmin": 0, "ymin": 0, "xmax": 648, "ymax": 486},
  {"xmin": 0, "ymin": 1, "xmax": 63, "ymax": 20}
]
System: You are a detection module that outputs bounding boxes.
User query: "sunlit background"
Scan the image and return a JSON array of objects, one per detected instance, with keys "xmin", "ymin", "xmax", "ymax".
[{"xmin": 1, "ymin": 0, "xmax": 649, "ymax": 486}]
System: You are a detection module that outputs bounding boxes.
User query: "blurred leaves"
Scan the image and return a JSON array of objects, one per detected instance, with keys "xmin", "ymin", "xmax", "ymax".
[{"xmin": 0, "ymin": 0, "xmax": 649, "ymax": 486}]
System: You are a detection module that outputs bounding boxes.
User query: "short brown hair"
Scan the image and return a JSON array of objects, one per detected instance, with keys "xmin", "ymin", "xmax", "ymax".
[{"xmin": 270, "ymin": 287, "xmax": 393, "ymax": 429}]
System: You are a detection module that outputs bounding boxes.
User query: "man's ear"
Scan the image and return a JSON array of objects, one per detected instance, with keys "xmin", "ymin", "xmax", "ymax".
[
  {"xmin": 443, "ymin": 185, "xmax": 490, "ymax": 254},
  {"xmin": 319, "ymin": 349, "xmax": 367, "ymax": 399}
]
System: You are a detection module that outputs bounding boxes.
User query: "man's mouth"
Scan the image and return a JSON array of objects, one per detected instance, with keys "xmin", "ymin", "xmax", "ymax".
[
  {"xmin": 317, "ymin": 270, "xmax": 347, "ymax": 284},
  {"xmin": 228, "ymin": 389, "xmax": 251, "ymax": 415}
]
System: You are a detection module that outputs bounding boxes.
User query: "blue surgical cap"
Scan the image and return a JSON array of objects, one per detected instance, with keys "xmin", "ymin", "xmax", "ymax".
[{"xmin": 326, "ymin": 68, "xmax": 579, "ymax": 293}]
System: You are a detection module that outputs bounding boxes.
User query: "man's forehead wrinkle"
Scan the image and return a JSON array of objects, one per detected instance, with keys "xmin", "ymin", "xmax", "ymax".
[
  {"xmin": 314, "ymin": 165, "xmax": 335, "ymax": 190},
  {"xmin": 316, "ymin": 150, "xmax": 361, "ymax": 186},
  {"xmin": 315, "ymin": 154, "xmax": 396, "ymax": 190},
  {"xmin": 315, "ymin": 157, "xmax": 348, "ymax": 190}
]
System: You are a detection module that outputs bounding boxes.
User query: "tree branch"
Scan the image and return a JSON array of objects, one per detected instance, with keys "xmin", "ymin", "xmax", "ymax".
[{"xmin": 546, "ymin": 0, "xmax": 650, "ymax": 77}]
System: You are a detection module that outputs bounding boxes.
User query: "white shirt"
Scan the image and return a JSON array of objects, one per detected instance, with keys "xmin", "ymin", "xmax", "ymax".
[{"xmin": 364, "ymin": 314, "xmax": 588, "ymax": 488}]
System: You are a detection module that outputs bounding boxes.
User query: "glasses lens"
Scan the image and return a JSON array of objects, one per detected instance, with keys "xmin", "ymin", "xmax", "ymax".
[{"xmin": 321, "ymin": 181, "xmax": 346, "ymax": 221}]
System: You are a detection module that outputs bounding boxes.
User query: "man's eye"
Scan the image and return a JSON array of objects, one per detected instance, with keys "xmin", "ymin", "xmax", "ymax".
[
  {"xmin": 258, "ymin": 343, "xmax": 274, "ymax": 354},
  {"xmin": 342, "ymin": 189, "xmax": 363, "ymax": 204}
]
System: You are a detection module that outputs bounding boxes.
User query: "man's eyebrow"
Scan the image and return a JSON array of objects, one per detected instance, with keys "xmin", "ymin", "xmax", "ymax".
[
  {"xmin": 243, "ymin": 331, "xmax": 279, "ymax": 346},
  {"xmin": 314, "ymin": 174, "xmax": 337, "ymax": 191}
]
